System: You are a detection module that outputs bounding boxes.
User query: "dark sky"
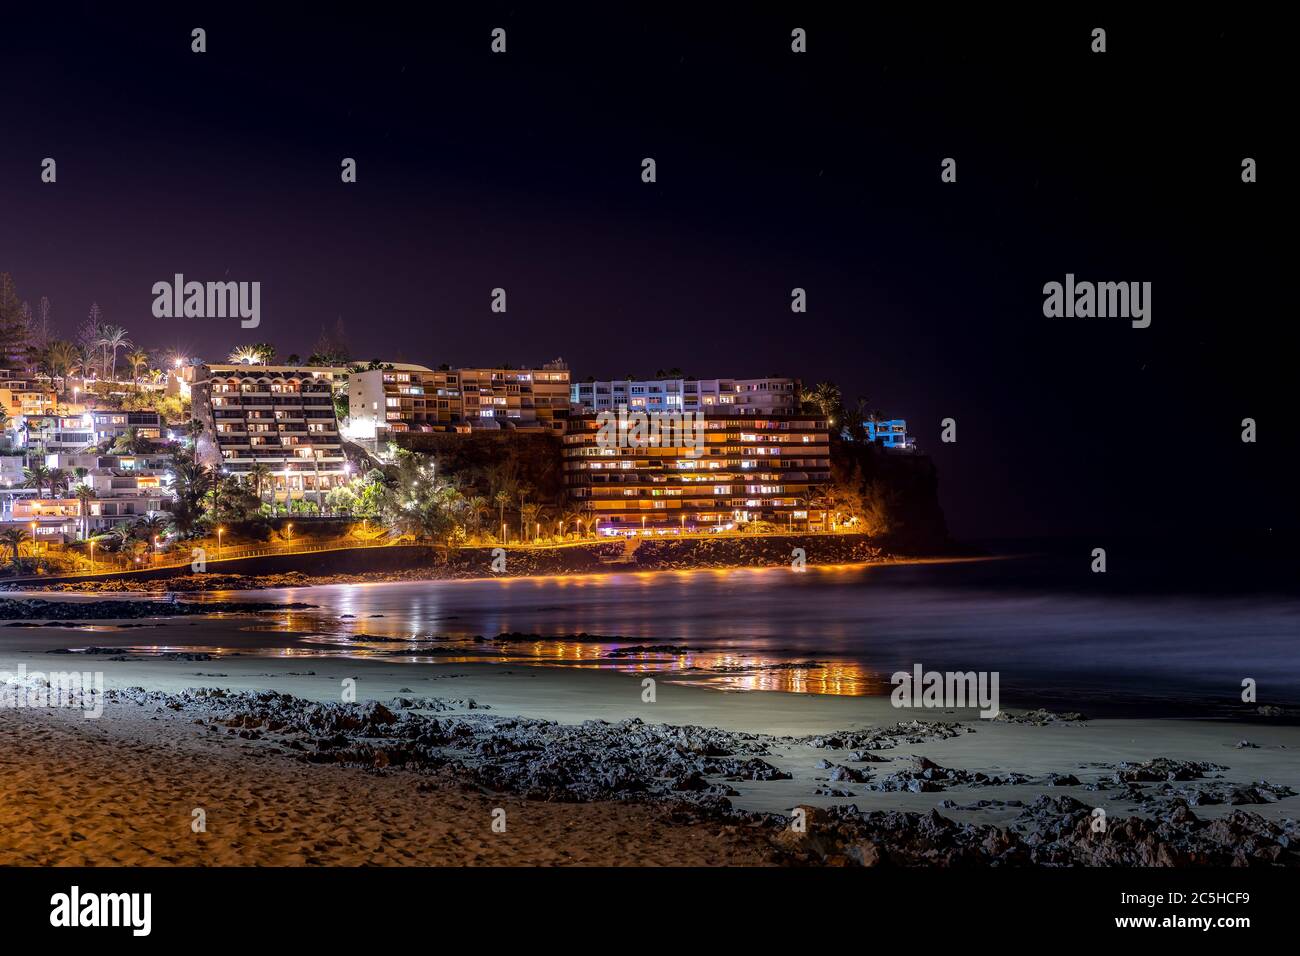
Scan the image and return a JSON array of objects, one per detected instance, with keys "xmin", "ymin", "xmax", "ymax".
[{"xmin": 1, "ymin": 6, "xmax": 1292, "ymax": 539}]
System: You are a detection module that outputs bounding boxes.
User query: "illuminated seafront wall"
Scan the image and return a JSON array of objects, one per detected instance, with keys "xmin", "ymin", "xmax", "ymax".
[{"xmin": 29, "ymin": 533, "xmax": 904, "ymax": 585}]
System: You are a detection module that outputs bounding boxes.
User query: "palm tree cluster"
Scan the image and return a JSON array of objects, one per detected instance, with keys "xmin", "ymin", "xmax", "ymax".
[
  {"xmin": 0, "ymin": 526, "xmax": 32, "ymax": 570},
  {"xmin": 228, "ymin": 343, "xmax": 276, "ymax": 365},
  {"xmin": 166, "ymin": 442, "xmax": 263, "ymax": 533},
  {"xmin": 77, "ymin": 513, "xmax": 174, "ymax": 568},
  {"xmin": 322, "ymin": 449, "xmax": 575, "ymax": 548},
  {"xmin": 22, "ymin": 463, "xmax": 80, "ymax": 498},
  {"xmin": 800, "ymin": 380, "xmax": 887, "ymax": 441}
]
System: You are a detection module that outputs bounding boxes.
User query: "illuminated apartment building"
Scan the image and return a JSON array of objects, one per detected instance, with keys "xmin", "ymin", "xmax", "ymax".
[
  {"xmin": 570, "ymin": 376, "xmax": 798, "ymax": 416},
  {"xmin": 563, "ymin": 412, "xmax": 832, "ymax": 534},
  {"xmin": 346, "ymin": 366, "xmax": 448, "ymax": 438},
  {"xmin": 18, "ymin": 414, "xmax": 91, "ymax": 453},
  {"xmin": 347, "ymin": 361, "xmax": 571, "ymax": 439},
  {"xmin": 0, "ymin": 379, "xmax": 59, "ymax": 418},
  {"xmin": 190, "ymin": 364, "xmax": 347, "ymax": 503},
  {"xmin": 88, "ymin": 410, "xmax": 164, "ymax": 445}
]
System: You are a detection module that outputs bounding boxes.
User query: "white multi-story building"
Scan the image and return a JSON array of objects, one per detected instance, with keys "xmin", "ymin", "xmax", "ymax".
[
  {"xmin": 2, "ymin": 452, "xmax": 175, "ymax": 539},
  {"xmin": 12, "ymin": 491, "xmax": 169, "ymax": 539},
  {"xmin": 570, "ymin": 376, "xmax": 799, "ymax": 417},
  {"xmin": 190, "ymin": 364, "xmax": 347, "ymax": 504}
]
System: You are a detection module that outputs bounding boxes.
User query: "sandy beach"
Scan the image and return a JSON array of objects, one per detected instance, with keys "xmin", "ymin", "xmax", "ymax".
[
  {"xmin": 0, "ymin": 699, "xmax": 776, "ymax": 866},
  {"xmin": 3, "ymin": 588, "xmax": 1299, "ymax": 866}
]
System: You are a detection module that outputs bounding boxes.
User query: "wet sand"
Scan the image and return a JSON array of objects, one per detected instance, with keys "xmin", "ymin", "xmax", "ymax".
[{"xmin": 3, "ymin": 603, "xmax": 1299, "ymax": 866}]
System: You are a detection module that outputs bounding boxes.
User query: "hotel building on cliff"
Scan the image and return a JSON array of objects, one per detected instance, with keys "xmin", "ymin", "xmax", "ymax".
[
  {"xmin": 189, "ymin": 364, "xmax": 348, "ymax": 503},
  {"xmin": 562, "ymin": 409, "xmax": 832, "ymax": 534}
]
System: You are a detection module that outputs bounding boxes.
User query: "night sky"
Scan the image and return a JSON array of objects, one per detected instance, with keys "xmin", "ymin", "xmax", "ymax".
[{"xmin": 1, "ymin": 6, "xmax": 1291, "ymax": 539}]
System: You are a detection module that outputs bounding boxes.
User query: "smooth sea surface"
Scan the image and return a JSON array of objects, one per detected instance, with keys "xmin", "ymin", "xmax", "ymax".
[{"xmin": 192, "ymin": 539, "xmax": 1300, "ymax": 714}]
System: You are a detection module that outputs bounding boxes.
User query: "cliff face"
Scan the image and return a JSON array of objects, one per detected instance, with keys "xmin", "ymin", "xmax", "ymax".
[{"xmin": 830, "ymin": 439, "xmax": 952, "ymax": 553}]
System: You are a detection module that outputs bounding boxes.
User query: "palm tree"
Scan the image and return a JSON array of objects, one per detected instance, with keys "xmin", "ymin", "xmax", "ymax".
[
  {"xmin": 810, "ymin": 381, "xmax": 842, "ymax": 422},
  {"xmin": 520, "ymin": 502, "xmax": 540, "ymax": 543},
  {"xmin": 111, "ymin": 427, "xmax": 151, "ymax": 454},
  {"xmin": 135, "ymin": 513, "xmax": 170, "ymax": 556},
  {"xmin": 77, "ymin": 343, "xmax": 99, "ymax": 382},
  {"xmin": 44, "ymin": 340, "xmax": 80, "ymax": 393},
  {"xmin": 493, "ymin": 489, "xmax": 512, "ymax": 539},
  {"xmin": 105, "ymin": 522, "xmax": 134, "ymax": 566},
  {"xmin": 228, "ymin": 344, "xmax": 273, "ymax": 365},
  {"xmin": 49, "ymin": 468, "xmax": 71, "ymax": 497},
  {"xmin": 73, "ymin": 483, "xmax": 95, "ymax": 539},
  {"xmin": 0, "ymin": 527, "xmax": 29, "ymax": 570},
  {"xmin": 22, "ymin": 463, "xmax": 52, "ymax": 498},
  {"xmin": 125, "ymin": 348, "xmax": 150, "ymax": 384},
  {"xmin": 98, "ymin": 325, "xmax": 133, "ymax": 381},
  {"xmin": 245, "ymin": 462, "xmax": 271, "ymax": 504},
  {"xmin": 560, "ymin": 508, "xmax": 583, "ymax": 538},
  {"xmin": 464, "ymin": 495, "xmax": 489, "ymax": 537}
]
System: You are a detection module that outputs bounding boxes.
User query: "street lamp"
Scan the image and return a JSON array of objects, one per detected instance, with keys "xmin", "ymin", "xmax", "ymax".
[
  {"xmin": 217, "ymin": 526, "xmax": 225, "ymax": 559},
  {"xmin": 29, "ymin": 521, "xmax": 37, "ymax": 556},
  {"xmin": 500, "ymin": 521, "xmax": 507, "ymax": 544},
  {"xmin": 89, "ymin": 537, "xmax": 95, "ymax": 571},
  {"xmin": 286, "ymin": 522, "xmax": 293, "ymax": 543},
  {"xmin": 154, "ymin": 535, "xmax": 160, "ymax": 561}
]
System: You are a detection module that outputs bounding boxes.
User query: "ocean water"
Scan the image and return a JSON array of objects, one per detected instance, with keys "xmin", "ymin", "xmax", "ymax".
[{"xmin": 201, "ymin": 540, "xmax": 1300, "ymax": 714}]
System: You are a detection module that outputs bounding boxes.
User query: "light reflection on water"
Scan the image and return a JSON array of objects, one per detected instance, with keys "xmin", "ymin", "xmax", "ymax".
[{"xmin": 175, "ymin": 559, "xmax": 1300, "ymax": 703}]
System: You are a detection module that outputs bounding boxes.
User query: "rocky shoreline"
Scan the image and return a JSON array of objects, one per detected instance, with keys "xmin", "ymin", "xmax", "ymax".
[
  {"xmin": 84, "ymin": 684, "xmax": 1300, "ymax": 867},
  {"xmin": 0, "ymin": 597, "xmax": 317, "ymax": 620}
]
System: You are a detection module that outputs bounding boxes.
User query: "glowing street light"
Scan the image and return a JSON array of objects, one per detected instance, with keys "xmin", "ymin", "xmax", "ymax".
[
  {"xmin": 286, "ymin": 522, "xmax": 293, "ymax": 544},
  {"xmin": 89, "ymin": 537, "xmax": 95, "ymax": 571},
  {"xmin": 217, "ymin": 526, "xmax": 225, "ymax": 559}
]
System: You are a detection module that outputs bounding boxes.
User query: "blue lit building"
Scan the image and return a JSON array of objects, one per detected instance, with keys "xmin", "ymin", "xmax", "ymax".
[{"xmin": 865, "ymin": 419, "xmax": 913, "ymax": 449}]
